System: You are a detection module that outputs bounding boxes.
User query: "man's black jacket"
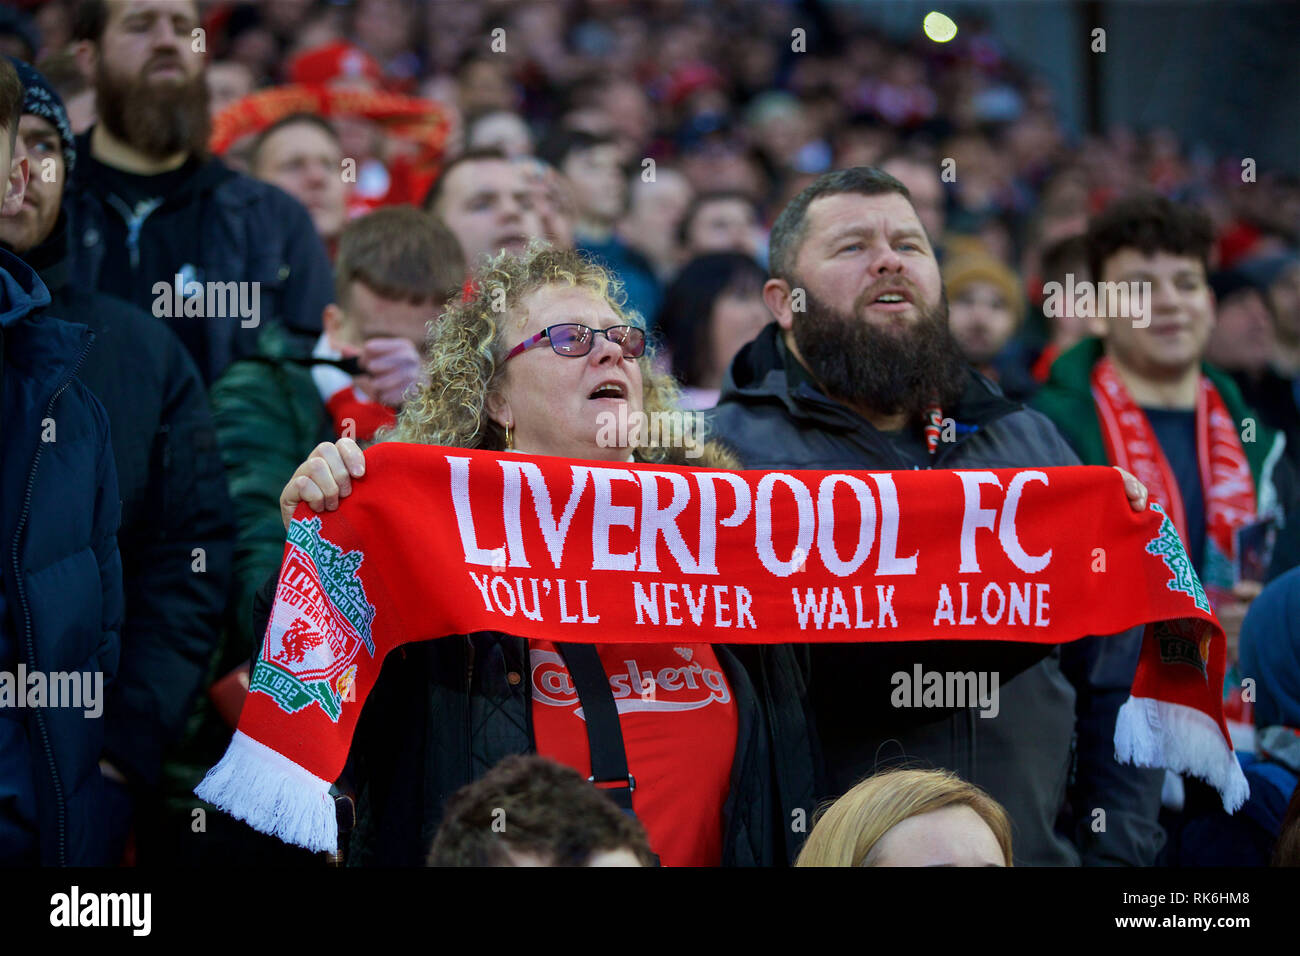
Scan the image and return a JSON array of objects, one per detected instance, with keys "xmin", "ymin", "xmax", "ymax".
[{"xmin": 64, "ymin": 131, "xmax": 331, "ymax": 386}]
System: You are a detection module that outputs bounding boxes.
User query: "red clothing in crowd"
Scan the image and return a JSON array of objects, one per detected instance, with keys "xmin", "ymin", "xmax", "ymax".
[
  {"xmin": 324, "ymin": 386, "xmax": 396, "ymax": 442},
  {"xmin": 1032, "ymin": 342, "xmax": 1062, "ymax": 383}
]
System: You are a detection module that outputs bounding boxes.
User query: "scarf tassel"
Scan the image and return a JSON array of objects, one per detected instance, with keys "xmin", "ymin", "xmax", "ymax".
[
  {"xmin": 194, "ymin": 730, "xmax": 338, "ymax": 854},
  {"xmin": 1115, "ymin": 696, "xmax": 1250, "ymax": 813}
]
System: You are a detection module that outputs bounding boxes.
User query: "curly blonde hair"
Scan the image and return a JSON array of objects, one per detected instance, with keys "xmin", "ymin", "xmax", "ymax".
[{"xmin": 386, "ymin": 241, "xmax": 735, "ymax": 468}]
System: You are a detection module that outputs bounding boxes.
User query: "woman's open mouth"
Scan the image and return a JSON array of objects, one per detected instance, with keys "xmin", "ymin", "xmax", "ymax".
[{"xmin": 589, "ymin": 382, "xmax": 628, "ymax": 401}]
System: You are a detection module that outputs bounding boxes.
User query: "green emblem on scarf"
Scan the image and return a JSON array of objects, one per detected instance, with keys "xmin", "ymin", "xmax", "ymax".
[
  {"xmin": 250, "ymin": 517, "xmax": 376, "ymax": 721},
  {"xmin": 1145, "ymin": 503, "xmax": 1210, "ymax": 613}
]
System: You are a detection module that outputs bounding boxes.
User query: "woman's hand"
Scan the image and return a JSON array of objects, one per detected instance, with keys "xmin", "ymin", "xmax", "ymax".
[
  {"xmin": 279, "ymin": 438, "xmax": 367, "ymax": 531},
  {"xmin": 1114, "ymin": 467, "xmax": 1149, "ymax": 512}
]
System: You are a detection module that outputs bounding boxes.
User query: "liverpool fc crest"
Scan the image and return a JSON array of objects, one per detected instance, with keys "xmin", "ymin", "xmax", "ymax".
[{"xmin": 250, "ymin": 517, "xmax": 377, "ymax": 721}]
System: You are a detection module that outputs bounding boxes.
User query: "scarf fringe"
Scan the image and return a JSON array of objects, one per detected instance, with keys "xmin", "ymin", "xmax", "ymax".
[
  {"xmin": 194, "ymin": 730, "xmax": 337, "ymax": 853},
  {"xmin": 1115, "ymin": 696, "xmax": 1250, "ymax": 813}
]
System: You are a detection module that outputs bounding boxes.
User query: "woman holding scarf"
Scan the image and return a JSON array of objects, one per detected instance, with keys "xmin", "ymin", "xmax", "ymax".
[{"xmin": 269, "ymin": 243, "xmax": 819, "ymax": 866}]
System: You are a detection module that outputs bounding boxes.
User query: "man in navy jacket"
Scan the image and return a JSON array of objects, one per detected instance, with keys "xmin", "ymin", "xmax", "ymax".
[
  {"xmin": 1, "ymin": 56, "xmax": 235, "ymax": 862},
  {"xmin": 0, "ymin": 57, "xmax": 125, "ymax": 866}
]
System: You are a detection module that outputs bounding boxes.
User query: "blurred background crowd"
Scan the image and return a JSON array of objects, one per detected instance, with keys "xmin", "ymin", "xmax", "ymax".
[
  {"xmin": 1, "ymin": 0, "xmax": 1298, "ymax": 869},
  {"xmin": 5, "ymin": 0, "xmax": 1299, "ymax": 409}
]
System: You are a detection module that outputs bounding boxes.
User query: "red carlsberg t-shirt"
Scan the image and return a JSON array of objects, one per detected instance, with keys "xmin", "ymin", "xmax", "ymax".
[{"xmin": 529, "ymin": 641, "xmax": 739, "ymax": 866}]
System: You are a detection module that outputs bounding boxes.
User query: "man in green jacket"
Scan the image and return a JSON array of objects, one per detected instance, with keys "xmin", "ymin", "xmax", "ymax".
[
  {"xmin": 1033, "ymin": 195, "xmax": 1297, "ymax": 608},
  {"xmin": 1033, "ymin": 194, "xmax": 1300, "ymax": 863},
  {"xmin": 212, "ymin": 207, "xmax": 465, "ymax": 655},
  {"xmin": 167, "ymin": 209, "xmax": 463, "ymax": 863}
]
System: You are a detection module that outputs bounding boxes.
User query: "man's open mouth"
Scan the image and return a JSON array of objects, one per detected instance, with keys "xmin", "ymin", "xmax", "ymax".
[
  {"xmin": 146, "ymin": 60, "xmax": 185, "ymax": 78},
  {"xmin": 589, "ymin": 382, "xmax": 627, "ymax": 400}
]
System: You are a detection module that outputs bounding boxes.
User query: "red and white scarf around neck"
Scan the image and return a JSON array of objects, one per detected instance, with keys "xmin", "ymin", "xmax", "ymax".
[
  {"xmin": 1091, "ymin": 356, "xmax": 1256, "ymax": 587},
  {"xmin": 196, "ymin": 444, "xmax": 1249, "ymax": 853}
]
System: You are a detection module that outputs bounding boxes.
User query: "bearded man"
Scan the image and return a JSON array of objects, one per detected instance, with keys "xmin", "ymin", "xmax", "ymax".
[
  {"xmin": 64, "ymin": 0, "xmax": 332, "ymax": 385},
  {"xmin": 709, "ymin": 166, "xmax": 1166, "ymax": 866}
]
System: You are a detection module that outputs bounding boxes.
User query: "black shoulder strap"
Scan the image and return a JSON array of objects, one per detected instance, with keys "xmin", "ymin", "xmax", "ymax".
[{"xmin": 554, "ymin": 642, "xmax": 636, "ymax": 815}]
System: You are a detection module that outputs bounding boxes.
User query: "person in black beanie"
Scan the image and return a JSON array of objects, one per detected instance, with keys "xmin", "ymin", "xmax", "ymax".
[
  {"xmin": 0, "ymin": 56, "xmax": 235, "ymax": 864},
  {"xmin": 0, "ymin": 54, "xmax": 122, "ymax": 868}
]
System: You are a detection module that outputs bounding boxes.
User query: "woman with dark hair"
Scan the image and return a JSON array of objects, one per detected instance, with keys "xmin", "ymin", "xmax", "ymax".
[{"xmin": 655, "ymin": 252, "xmax": 770, "ymax": 409}]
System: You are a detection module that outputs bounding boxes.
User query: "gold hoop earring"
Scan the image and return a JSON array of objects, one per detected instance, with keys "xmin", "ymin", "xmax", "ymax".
[{"xmin": 504, "ymin": 423, "xmax": 513, "ymax": 450}]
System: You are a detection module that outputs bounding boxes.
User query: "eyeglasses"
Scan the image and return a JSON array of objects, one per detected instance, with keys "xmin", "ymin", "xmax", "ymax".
[{"xmin": 504, "ymin": 323, "xmax": 646, "ymax": 362}]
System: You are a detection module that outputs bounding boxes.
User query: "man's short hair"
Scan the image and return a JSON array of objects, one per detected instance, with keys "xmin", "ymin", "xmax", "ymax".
[
  {"xmin": 657, "ymin": 251, "xmax": 768, "ymax": 387},
  {"xmin": 428, "ymin": 754, "xmax": 655, "ymax": 867},
  {"xmin": 678, "ymin": 190, "xmax": 761, "ymax": 246},
  {"xmin": 75, "ymin": 0, "xmax": 202, "ymax": 44},
  {"xmin": 537, "ymin": 128, "xmax": 617, "ymax": 174},
  {"xmin": 421, "ymin": 147, "xmax": 509, "ymax": 212},
  {"xmin": 334, "ymin": 206, "xmax": 466, "ymax": 307},
  {"xmin": 249, "ymin": 113, "xmax": 340, "ymax": 170},
  {"xmin": 34, "ymin": 52, "xmax": 90, "ymax": 99},
  {"xmin": 768, "ymin": 166, "xmax": 912, "ymax": 282},
  {"xmin": 557, "ymin": 71, "xmax": 608, "ymax": 115},
  {"xmin": 1040, "ymin": 234, "xmax": 1090, "ymax": 286},
  {"xmin": 73, "ymin": 0, "xmax": 199, "ymax": 44},
  {"xmin": 71, "ymin": 0, "xmax": 109, "ymax": 43},
  {"xmin": 0, "ymin": 58, "xmax": 22, "ymax": 152},
  {"xmin": 1085, "ymin": 194, "xmax": 1215, "ymax": 282}
]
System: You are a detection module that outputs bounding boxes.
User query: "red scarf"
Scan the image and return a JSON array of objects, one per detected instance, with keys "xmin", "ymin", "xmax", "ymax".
[
  {"xmin": 196, "ymin": 444, "xmax": 1248, "ymax": 852},
  {"xmin": 1091, "ymin": 357, "xmax": 1256, "ymax": 589},
  {"xmin": 324, "ymin": 387, "xmax": 396, "ymax": 443},
  {"xmin": 310, "ymin": 336, "xmax": 397, "ymax": 443}
]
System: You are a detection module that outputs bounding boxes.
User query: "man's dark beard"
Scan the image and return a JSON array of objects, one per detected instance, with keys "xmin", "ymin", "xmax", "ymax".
[
  {"xmin": 792, "ymin": 286, "xmax": 970, "ymax": 420},
  {"xmin": 96, "ymin": 60, "xmax": 211, "ymax": 160}
]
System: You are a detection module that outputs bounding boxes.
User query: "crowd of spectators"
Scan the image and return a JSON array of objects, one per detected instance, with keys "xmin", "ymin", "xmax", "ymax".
[{"xmin": 0, "ymin": 0, "xmax": 1298, "ymax": 868}]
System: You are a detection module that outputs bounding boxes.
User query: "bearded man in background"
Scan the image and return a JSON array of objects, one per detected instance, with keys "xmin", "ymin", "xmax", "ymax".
[
  {"xmin": 64, "ymin": 0, "xmax": 332, "ymax": 385},
  {"xmin": 709, "ymin": 166, "xmax": 1165, "ymax": 867}
]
